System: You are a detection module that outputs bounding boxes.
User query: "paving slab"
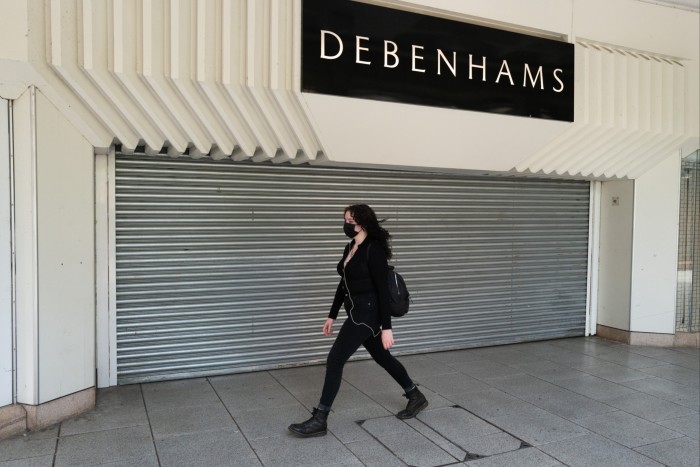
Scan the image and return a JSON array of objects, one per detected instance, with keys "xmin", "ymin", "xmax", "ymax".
[
  {"xmin": 486, "ymin": 373, "xmax": 564, "ymax": 400},
  {"xmin": 463, "ymin": 446, "xmax": 564, "ymax": 466},
  {"xmin": 602, "ymin": 392, "xmax": 698, "ymax": 422},
  {"xmin": 141, "ymin": 378, "xmax": 220, "ymax": 411},
  {"xmin": 657, "ymin": 414, "xmax": 700, "ymax": 439},
  {"xmin": 427, "ymin": 348, "xmax": 485, "ymax": 365},
  {"xmin": 371, "ymin": 431, "xmax": 459, "ymax": 466},
  {"xmin": 417, "ymin": 406, "xmax": 502, "ymax": 446},
  {"xmin": 622, "ymin": 377, "xmax": 700, "ymax": 410},
  {"xmin": 644, "ymin": 352, "xmax": 699, "ymax": 371},
  {"xmin": 404, "ymin": 416, "xmax": 467, "ymax": 461},
  {"xmin": 95, "ymin": 456, "xmax": 160, "ymax": 466},
  {"xmin": 0, "ymin": 455, "xmax": 55, "ymax": 467},
  {"xmin": 235, "ymin": 404, "xmax": 310, "ymax": 441},
  {"xmin": 344, "ymin": 438, "xmax": 406, "ymax": 467},
  {"xmin": 446, "ymin": 359, "xmax": 527, "ymax": 381},
  {"xmin": 539, "ymin": 433, "xmax": 665, "ymax": 467},
  {"xmin": 0, "ymin": 429, "xmax": 57, "ymax": 463},
  {"xmin": 53, "ymin": 425, "xmax": 156, "ymax": 467},
  {"xmin": 639, "ymin": 363, "xmax": 700, "ymax": 388},
  {"xmin": 61, "ymin": 385, "xmax": 148, "ymax": 436},
  {"xmin": 578, "ymin": 361, "xmax": 653, "ymax": 383},
  {"xmin": 573, "ymin": 410, "xmax": 684, "ymax": 448},
  {"xmin": 155, "ymin": 428, "xmax": 261, "ymax": 467},
  {"xmin": 551, "ymin": 373, "xmax": 642, "ymax": 401},
  {"xmin": 446, "ymin": 388, "xmax": 535, "ymax": 419},
  {"xmin": 398, "ymin": 354, "xmax": 456, "ymax": 377},
  {"xmin": 148, "ymin": 402, "xmax": 237, "ymax": 440},
  {"xmin": 520, "ymin": 386, "xmax": 615, "ymax": 421},
  {"xmin": 487, "ymin": 405, "xmax": 590, "ymax": 446},
  {"xmin": 580, "ymin": 348, "xmax": 664, "ymax": 370},
  {"xmin": 468, "ymin": 349, "xmax": 543, "ymax": 366},
  {"xmin": 249, "ymin": 433, "xmax": 356, "ymax": 467},
  {"xmin": 210, "ymin": 372, "xmax": 299, "ymax": 414},
  {"xmin": 417, "ymin": 372, "xmax": 491, "ymax": 396},
  {"xmin": 540, "ymin": 349, "xmax": 607, "ymax": 370},
  {"xmin": 634, "ymin": 436, "xmax": 700, "ymax": 467}
]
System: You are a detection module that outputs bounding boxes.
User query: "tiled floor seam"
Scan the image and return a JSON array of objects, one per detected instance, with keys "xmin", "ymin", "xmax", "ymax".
[
  {"xmin": 51, "ymin": 422, "xmax": 61, "ymax": 467},
  {"xmin": 205, "ymin": 376, "xmax": 267, "ymax": 467},
  {"xmin": 140, "ymin": 383, "xmax": 163, "ymax": 467}
]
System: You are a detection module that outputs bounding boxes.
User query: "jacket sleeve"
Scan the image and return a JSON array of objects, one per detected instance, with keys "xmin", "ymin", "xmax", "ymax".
[
  {"xmin": 368, "ymin": 243, "xmax": 392, "ymax": 330},
  {"xmin": 328, "ymin": 244, "xmax": 350, "ymax": 319}
]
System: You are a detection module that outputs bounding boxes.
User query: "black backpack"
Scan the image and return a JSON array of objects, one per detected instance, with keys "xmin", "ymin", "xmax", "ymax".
[{"xmin": 367, "ymin": 244, "xmax": 411, "ymax": 317}]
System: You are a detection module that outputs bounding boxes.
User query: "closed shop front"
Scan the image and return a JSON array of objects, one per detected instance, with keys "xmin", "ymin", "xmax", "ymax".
[
  {"xmin": 2, "ymin": 0, "xmax": 696, "ymax": 422},
  {"xmin": 114, "ymin": 154, "xmax": 590, "ymax": 384}
]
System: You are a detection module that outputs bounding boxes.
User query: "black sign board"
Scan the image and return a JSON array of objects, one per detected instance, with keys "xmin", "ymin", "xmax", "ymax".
[{"xmin": 302, "ymin": 0, "xmax": 575, "ymax": 122}]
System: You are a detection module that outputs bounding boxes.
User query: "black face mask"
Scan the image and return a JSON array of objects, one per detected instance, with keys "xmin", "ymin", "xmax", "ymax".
[{"xmin": 343, "ymin": 222, "xmax": 358, "ymax": 238}]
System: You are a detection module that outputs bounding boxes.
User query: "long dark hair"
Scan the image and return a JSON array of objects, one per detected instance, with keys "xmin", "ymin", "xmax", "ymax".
[{"xmin": 345, "ymin": 204, "xmax": 392, "ymax": 259}]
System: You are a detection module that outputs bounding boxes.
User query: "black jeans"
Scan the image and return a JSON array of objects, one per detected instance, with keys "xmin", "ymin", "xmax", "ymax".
[{"xmin": 319, "ymin": 317, "xmax": 413, "ymax": 408}]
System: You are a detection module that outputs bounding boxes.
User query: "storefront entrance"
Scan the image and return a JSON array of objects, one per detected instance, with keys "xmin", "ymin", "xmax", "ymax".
[{"xmin": 112, "ymin": 154, "xmax": 591, "ymax": 384}]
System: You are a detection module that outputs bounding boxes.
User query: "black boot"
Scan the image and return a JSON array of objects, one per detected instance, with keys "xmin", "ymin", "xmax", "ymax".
[
  {"xmin": 397, "ymin": 386, "xmax": 428, "ymax": 419},
  {"xmin": 288, "ymin": 407, "xmax": 329, "ymax": 437}
]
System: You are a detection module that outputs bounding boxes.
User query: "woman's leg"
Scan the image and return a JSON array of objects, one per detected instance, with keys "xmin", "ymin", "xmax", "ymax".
[
  {"xmin": 363, "ymin": 334, "xmax": 428, "ymax": 419},
  {"xmin": 319, "ymin": 319, "xmax": 372, "ymax": 408},
  {"xmin": 362, "ymin": 334, "xmax": 413, "ymax": 391}
]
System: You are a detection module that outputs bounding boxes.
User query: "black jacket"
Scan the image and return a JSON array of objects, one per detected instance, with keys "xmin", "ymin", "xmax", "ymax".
[{"xmin": 328, "ymin": 238, "xmax": 392, "ymax": 330}]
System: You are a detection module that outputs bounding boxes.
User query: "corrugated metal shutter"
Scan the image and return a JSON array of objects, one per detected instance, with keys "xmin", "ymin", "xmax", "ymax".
[{"xmin": 115, "ymin": 154, "xmax": 590, "ymax": 384}]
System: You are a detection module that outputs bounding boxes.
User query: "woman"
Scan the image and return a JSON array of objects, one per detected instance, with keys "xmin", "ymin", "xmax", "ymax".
[{"xmin": 288, "ymin": 204, "xmax": 428, "ymax": 438}]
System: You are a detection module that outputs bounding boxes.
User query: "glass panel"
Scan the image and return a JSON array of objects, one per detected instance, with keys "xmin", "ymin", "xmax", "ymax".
[{"xmin": 676, "ymin": 149, "xmax": 699, "ymax": 332}]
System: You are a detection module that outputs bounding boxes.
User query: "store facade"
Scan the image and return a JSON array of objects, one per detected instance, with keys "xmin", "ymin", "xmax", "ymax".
[{"xmin": 0, "ymin": 0, "xmax": 698, "ymax": 434}]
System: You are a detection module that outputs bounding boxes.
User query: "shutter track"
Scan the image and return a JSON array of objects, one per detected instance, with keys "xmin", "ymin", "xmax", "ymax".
[{"xmin": 115, "ymin": 155, "xmax": 590, "ymax": 384}]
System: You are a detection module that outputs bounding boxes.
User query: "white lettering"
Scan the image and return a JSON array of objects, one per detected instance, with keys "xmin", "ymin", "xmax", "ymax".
[
  {"xmin": 469, "ymin": 55, "xmax": 487, "ymax": 81},
  {"xmin": 523, "ymin": 64, "xmax": 544, "ymax": 89},
  {"xmin": 552, "ymin": 68, "xmax": 564, "ymax": 93},
  {"xmin": 412, "ymin": 45, "xmax": 425, "ymax": 73},
  {"xmin": 495, "ymin": 60, "xmax": 514, "ymax": 85},
  {"xmin": 437, "ymin": 49, "xmax": 457, "ymax": 77},
  {"xmin": 384, "ymin": 40, "xmax": 399, "ymax": 68},
  {"xmin": 356, "ymin": 36, "xmax": 371, "ymax": 65},
  {"xmin": 320, "ymin": 30, "xmax": 343, "ymax": 60}
]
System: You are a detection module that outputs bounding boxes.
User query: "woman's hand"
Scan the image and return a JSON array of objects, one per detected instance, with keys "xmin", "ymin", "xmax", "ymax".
[
  {"xmin": 323, "ymin": 318, "xmax": 335, "ymax": 336},
  {"xmin": 381, "ymin": 329, "xmax": 394, "ymax": 350}
]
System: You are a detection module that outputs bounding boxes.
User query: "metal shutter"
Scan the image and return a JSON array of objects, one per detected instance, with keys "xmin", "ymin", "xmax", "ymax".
[{"xmin": 115, "ymin": 154, "xmax": 590, "ymax": 384}]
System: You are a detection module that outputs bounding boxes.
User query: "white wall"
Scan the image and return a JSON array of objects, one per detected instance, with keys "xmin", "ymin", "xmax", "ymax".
[
  {"xmin": 13, "ymin": 88, "xmax": 95, "ymax": 405},
  {"xmin": 630, "ymin": 153, "xmax": 682, "ymax": 333},
  {"xmin": 597, "ymin": 180, "xmax": 634, "ymax": 331},
  {"xmin": 35, "ymin": 91, "xmax": 95, "ymax": 403},
  {"xmin": 0, "ymin": 98, "xmax": 12, "ymax": 407}
]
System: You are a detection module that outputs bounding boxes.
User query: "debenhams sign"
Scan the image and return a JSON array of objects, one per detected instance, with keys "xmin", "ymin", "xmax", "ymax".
[{"xmin": 302, "ymin": 0, "xmax": 575, "ymax": 122}]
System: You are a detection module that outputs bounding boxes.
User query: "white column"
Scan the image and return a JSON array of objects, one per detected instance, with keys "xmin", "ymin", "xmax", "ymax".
[
  {"xmin": 630, "ymin": 153, "xmax": 682, "ymax": 333},
  {"xmin": 95, "ymin": 150, "xmax": 117, "ymax": 388},
  {"xmin": 0, "ymin": 98, "xmax": 12, "ymax": 407},
  {"xmin": 12, "ymin": 87, "xmax": 96, "ymax": 405},
  {"xmin": 13, "ymin": 88, "xmax": 39, "ymax": 405}
]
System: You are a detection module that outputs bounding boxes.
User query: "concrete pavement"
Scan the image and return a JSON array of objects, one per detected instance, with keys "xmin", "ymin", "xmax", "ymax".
[{"xmin": 1, "ymin": 337, "xmax": 698, "ymax": 466}]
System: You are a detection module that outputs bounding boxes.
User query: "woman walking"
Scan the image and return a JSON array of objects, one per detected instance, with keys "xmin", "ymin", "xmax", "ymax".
[{"xmin": 288, "ymin": 204, "xmax": 427, "ymax": 437}]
